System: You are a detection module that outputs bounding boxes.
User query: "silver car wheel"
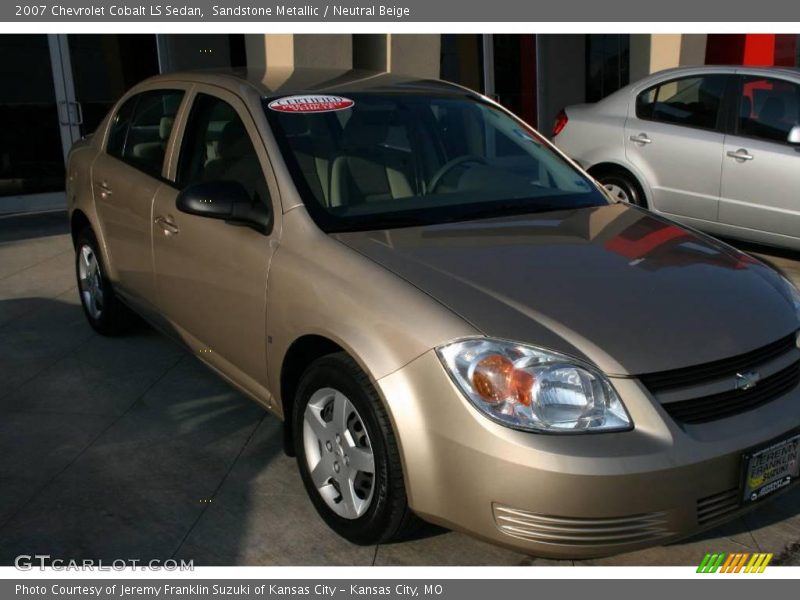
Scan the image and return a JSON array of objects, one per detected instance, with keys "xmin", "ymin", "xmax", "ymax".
[
  {"xmin": 78, "ymin": 244, "xmax": 104, "ymax": 320},
  {"xmin": 604, "ymin": 183, "xmax": 631, "ymax": 203},
  {"xmin": 303, "ymin": 387, "xmax": 375, "ymax": 520}
]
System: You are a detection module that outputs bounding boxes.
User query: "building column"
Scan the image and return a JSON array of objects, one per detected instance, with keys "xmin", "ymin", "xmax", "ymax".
[
  {"xmin": 387, "ymin": 35, "xmax": 441, "ymax": 78},
  {"xmin": 245, "ymin": 34, "xmax": 353, "ymax": 71},
  {"xmin": 630, "ymin": 34, "xmax": 708, "ymax": 82}
]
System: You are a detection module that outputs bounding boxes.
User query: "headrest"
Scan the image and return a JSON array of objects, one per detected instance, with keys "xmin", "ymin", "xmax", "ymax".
[
  {"xmin": 218, "ymin": 119, "xmax": 250, "ymax": 157},
  {"xmin": 343, "ymin": 110, "xmax": 392, "ymax": 148},
  {"xmin": 159, "ymin": 116, "xmax": 174, "ymax": 141}
]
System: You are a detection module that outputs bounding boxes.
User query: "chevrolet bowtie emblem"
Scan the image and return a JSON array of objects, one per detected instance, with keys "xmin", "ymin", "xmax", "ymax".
[{"xmin": 735, "ymin": 371, "xmax": 761, "ymax": 391}]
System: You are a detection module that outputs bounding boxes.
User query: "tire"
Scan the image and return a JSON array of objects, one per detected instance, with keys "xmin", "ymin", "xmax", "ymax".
[
  {"xmin": 595, "ymin": 168, "xmax": 647, "ymax": 208},
  {"xmin": 293, "ymin": 352, "xmax": 419, "ymax": 545},
  {"xmin": 74, "ymin": 228, "xmax": 137, "ymax": 336}
]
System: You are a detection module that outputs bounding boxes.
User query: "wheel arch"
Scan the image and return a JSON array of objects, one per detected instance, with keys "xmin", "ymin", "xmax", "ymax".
[
  {"xmin": 279, "ymin": 334, "xmax": 352, "ymax": 457},
  {"xmin": 70, "ymin": 209, "xmax": 92, "ymax": 247}
]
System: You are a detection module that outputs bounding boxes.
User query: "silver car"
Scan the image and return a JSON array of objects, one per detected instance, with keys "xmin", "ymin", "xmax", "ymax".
[{"xmin": 553, "ymin": 66, "xmax": 800, "ymax": 251}]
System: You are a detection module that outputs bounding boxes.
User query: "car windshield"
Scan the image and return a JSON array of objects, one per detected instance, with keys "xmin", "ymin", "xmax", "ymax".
[{"xmin": 264, "ymin": 92, "xmax": 608, "ymax": 232}]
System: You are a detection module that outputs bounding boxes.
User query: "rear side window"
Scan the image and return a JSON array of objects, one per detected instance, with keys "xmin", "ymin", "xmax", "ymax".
[
  {"xmin": 737, "ymin": 76, "xmax": 800, "ymax": 144},
  {"xmin": 176, "ymin": 93, "xmax": 270, "ymax": 207},
  {"xmin": 106, "ymin": 89, "xmax": 184, "ymax": 178},
  {"xmin": 106, "ymin": 97, "xmax": 137, "ymax": 159},
  {"xmin": 636, "ymin": 75, "xmax": 727, "ymax": 130}
]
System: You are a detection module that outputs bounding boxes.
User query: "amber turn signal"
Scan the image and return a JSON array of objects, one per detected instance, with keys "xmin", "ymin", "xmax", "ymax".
[{"xmin": 471, "ymin": 354, "xmax": 534, "ymax": 406}]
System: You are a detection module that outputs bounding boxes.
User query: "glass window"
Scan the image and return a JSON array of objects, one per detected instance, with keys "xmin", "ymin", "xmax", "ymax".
[
  {"xmin": 738, "ymin": 76, "xmax": 800, "ymax": 143},
  {"xmin": 106, "ymin": 96, "xmax": 138, "ymax": 159},
  {"xmin": 637, "ymin": 75, "xmax": 727, "ymax": 130},
  {"xmin": 117, "ymin": 89, "xmax": 184, "ymax": 178},
  {"xmin": 586, "ymin": 34, "xmax": 630, "ymax": 103},
  {"xmin": 177, "ymin": 93, "xmax": 270, "ymax": 207},
  {"xmin": 265, "ymin": 93, "xmax": 607, "ymax": 233}
]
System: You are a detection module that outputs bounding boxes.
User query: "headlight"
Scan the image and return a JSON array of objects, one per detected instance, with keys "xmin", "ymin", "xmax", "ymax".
[{"xmin": 437, "ymin": 339, "xmax": 632, "ymax": 433}]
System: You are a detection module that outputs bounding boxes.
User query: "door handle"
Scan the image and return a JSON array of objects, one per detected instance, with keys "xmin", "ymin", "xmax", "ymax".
[
  {"xmin": 629, "ymin": 133, "xmax": 652, "ymax": 144},
  {"xmin": 154, "ymin": 216, "xmax": 180, "ymax": 236},
  {"xmin": 96, "ymin": 181, "xmax": 113, "ymax": 198},
  {"xmin": 727, "ymin": 148, "xmax": 754, "ymax": 161},
  {"xmin": 71, "ymin": 101, "xmax": 84, "ymax": 126}
]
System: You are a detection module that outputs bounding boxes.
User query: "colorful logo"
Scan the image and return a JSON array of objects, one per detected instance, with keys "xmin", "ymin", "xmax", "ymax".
[
  {"xmin": 697, "ymin": 552, "xmax": 773, "ymax": 573},
  {"xmin": 268, "ymin": 95, "xmax": 355, "ymax": 113}
]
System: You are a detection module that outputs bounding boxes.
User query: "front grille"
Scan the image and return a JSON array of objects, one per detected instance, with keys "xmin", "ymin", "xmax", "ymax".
[
  {"xmin": 697, "ymin": 489, "xmax": 740, "ymax": 526},
  {"xmin": 639, "ymin": 333, "xmax": 798, "ymax": 393},
  {"xmin": 492, "ymin": 504, "xmax": 671, "ymax": 546},
  {"xmin": 660, "ymin": 360, "xmax": 800, "ymax": 424}
]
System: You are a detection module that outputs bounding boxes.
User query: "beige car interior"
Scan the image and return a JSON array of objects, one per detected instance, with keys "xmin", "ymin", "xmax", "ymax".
[{"xmin": 282, "ymin": 109, "xmax": 417, "ymax": 209}]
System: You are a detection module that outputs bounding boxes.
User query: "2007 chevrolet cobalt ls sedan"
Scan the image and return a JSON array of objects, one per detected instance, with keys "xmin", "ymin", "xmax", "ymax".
[{"xmin": 66, "ymin": 69, "xmax": 800, "ymax": 558}]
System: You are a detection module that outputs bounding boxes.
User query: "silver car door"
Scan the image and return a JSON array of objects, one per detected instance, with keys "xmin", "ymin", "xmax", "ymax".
[
  {"xmin": 719, "ymin": 74, "xmax": 800, "ymax": 244},
  {"xmin": 624, "ymin": 74, "xmax": 727, "ymax": 222}
]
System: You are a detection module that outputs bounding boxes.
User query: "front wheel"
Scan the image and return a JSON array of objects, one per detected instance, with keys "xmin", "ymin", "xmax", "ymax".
[{"xmin": 293, "ymin": 353, "xmax": 419, "ymax": 545}]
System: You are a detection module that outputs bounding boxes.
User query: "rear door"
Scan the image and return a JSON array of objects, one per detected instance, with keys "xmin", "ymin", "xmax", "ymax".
[
  {"xmin": 719, "ymin": 74, "xmax": 800, "ymax": 243},
  {"xmin": 624, "ymin": 74, "xmax": 729, "ymax": 222},
  {"xmin": 91, "ymin": 87, "xmax": 187, "ymax": 308},
  {"xmin": 151, "ymin": 86, "xmax": 280, "ymax": 401}
]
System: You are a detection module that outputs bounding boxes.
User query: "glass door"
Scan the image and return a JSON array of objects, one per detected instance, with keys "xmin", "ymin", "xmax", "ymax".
[
  {"xmin": 0, "ymin": 35, "xmax": 67, "ymax": 213},
  {"xmin": 0, "ymin": 34, "xmax": 160, "ymax": 214}
]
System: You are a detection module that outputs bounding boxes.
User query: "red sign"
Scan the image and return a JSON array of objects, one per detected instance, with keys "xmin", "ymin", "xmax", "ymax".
[{"xmin": 268, "ymin": 95, "xmax": 355, "ymax": 113}]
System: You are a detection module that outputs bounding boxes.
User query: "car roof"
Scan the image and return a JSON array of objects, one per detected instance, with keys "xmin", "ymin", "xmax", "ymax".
[
  {"xmin": 647, "ymin": 64, "xmax": 800, "ymax": 79},
  {"xmin": 141, "ymin": 67, "xmax": 479, "ymax": 99}
]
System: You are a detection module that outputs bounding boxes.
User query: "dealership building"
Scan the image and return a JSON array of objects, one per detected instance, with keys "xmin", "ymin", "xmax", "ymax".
[{"xmin": 2, "ymin": 33, "xmax": 799, "ymax": 214}]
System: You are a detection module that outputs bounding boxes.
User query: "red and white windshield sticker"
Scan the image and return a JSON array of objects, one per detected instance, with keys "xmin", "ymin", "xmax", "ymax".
[{"xmin": 268, "ymin": 95, "xmax": 355, "ymax": 113}]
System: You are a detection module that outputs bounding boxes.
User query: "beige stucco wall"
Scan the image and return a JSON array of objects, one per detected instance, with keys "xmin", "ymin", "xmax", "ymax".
[
  {"xmin": 246, "ymin": 34, "xmax": 353, "ymax": 70},
  {"xmin": 630, "ymin": 34, "xmax": 709, "ymax": 83},
  {"xmin": 245, "ymin": 34, "xmax": 440, "ymax": 79},
  {"xmin": 388, "ymin": 35, "xmax": 441, "ymax": 78}
]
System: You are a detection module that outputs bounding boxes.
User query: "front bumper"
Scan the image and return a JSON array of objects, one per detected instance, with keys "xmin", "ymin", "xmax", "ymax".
[{"xmin": 377, "ymin": 350, "xmax": 800, "ymax": 559}]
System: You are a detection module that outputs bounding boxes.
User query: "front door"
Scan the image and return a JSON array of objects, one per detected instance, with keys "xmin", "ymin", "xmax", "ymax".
[
  {"xmin": 152, "ymin": 87, "xmax": 280, "ymax": 401},
  {"xmin": 719, "ymin": 74, "xmax": 800, "ymax": 243}
]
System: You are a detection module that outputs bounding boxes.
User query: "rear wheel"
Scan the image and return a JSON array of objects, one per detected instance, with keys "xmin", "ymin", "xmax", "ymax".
[
  {"xmin": 293, "ymin": 352, "xmax": 419, "ymax": 544},
  {"xmin": 75, "ymin": 228, "xmax": 137, "ymax": 336},
  {"xmin": 594, "ymin": 168, "xmax": 647, "ymax": 207}
]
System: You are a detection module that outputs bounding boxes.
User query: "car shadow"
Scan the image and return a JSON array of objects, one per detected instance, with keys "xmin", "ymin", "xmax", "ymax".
[
  {"xmin": 0, "ymin": 210, "xmax": 69, "ymax": 243},
  {"xmin": 0, "ymin": 293, "xmax": 454, "ymax": 567}
]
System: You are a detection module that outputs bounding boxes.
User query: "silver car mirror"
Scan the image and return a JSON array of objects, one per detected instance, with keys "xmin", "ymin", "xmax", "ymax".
[{"xmin": 787, "ymin": 125, "xmax": 800, "ymax": 145}]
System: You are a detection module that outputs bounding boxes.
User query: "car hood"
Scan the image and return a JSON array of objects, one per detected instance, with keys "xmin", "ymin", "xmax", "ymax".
[{"xmin": 333, "ymin": 203, "xmax": 798, "ymax": 376}]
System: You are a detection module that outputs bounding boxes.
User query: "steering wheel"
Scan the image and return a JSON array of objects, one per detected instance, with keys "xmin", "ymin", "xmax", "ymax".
[{"xmin": 427, "ymin": 155, "xmax": 488, "ymax": 193}]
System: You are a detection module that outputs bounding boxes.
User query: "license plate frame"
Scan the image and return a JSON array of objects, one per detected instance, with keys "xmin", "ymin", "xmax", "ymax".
[{"xmin": 741, "ymin": 431, "xmax": 800, "ymax": 505}]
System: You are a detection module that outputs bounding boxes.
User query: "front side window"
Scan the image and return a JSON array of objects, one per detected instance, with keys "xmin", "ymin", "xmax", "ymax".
[
  {"xmin": 265, "ymin": 93, "xmax": 607, "ymax": 232},
  {"xmin": 176, "ymin": 93, "xmax": 270, "ymax": 207},
  {"xmin": 636, "ymin": 75, "xmax": 727, "ymax": 130},
  {"xmin": 113, "ymin": 89, "xmax": 184, "ymax": 178},
  {"xmin": 737, "ymin": 76, "xmax": 800, "ymax": 143}
]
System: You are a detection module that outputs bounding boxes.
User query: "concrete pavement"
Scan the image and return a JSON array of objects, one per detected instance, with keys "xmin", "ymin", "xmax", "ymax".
[{"xmin": 0, "ymin": 211, "xmax": 798, "ymax": 566}]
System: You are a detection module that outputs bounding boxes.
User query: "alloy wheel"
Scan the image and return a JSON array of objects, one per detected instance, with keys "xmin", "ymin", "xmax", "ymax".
[
  {"xmin": 302, "ymin": 387, "xmax": 376, "ymax": 519},
  {"xmin": 78, "ymin": 244, "xmax": 104, "ymax": 320}
]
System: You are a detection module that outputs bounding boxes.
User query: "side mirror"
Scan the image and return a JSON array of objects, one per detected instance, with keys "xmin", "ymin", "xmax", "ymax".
[
  {"xmin": 787, "ymin": 125, "xmax": 800, "ymax": 145},
  {"xmin": 176, "ymin": 180, "xmax": 271, "ymax": 234}
]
